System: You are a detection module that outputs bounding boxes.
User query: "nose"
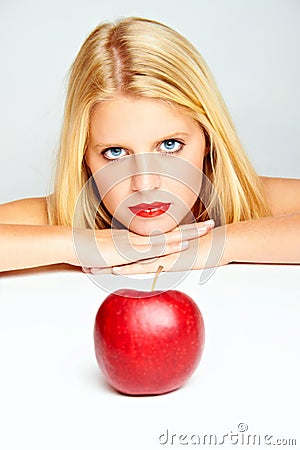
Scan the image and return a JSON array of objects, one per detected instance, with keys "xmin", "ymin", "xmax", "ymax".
[
  {"xmin": 131, "ymin": 172, "xmax": 161, "ymax": 191},
  {"xmin": 130, "ymin": 154, "xmax": 161, "ymax": 191}
]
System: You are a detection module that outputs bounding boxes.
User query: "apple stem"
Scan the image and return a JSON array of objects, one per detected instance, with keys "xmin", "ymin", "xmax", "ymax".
[{"xmin": 151, "ymin": 265, "xmax": 164, "ymax": 292}]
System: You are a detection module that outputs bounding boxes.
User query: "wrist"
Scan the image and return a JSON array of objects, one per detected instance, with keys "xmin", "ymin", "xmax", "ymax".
[
  {"xmin": 56, "ymin": 226, "xmax": 76, "ymax": 265},
  {"xmin": 220, "ymin": 223, "xmax": 233, "ymax": 265},
  {"xmin": 209, "ymin": 224, "xmax": 232, "ymax": 266},
  {"xmin": 220, "ymin": 220, "xmax": 250, "ymax": 265}
]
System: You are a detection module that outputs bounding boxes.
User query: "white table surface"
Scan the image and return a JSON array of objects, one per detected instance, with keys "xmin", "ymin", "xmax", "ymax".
[{"xmin": 0, "ymin": 263, "xmax": 299, "ymax": 450}]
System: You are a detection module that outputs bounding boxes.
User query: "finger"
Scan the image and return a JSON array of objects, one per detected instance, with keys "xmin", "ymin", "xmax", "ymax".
[
  {"xmin": 87, "ymin": 239, "xmax": 189, "ymax": 271},
  {"xmin": 112, "ymin": 263, "xmax": 156, "ymax": 275},
  {"xmin": 82, "ymin": 266, "xmax": 111, "ymax": 274},
  {"xmin": 128, "ymin": 219, "xmax": 215, "ymax": 246},
  {"xmin": 89, "ymin": 267, "xmax": 113, "ymax": 275},
  {"xmin": 116, "ymin": 246, "xmax": 192, "ymax": 274},
  {"xmin": 154, "ymin": 224, "xmax": 210, "ymax": 244},
  {"xmin": 131, "ymin": 240, "xmax": 190, "ymax": 261},
  {"xmin": 148, "ymin": 221, "xmax": 214, "ymax": 245},
  {"xmin": 112, "ymin": 236, "xmax": 204, "ymax": 274},
  {"xmin": 112, "ymin": 254, "xmax": 177, "ymax": 275}
]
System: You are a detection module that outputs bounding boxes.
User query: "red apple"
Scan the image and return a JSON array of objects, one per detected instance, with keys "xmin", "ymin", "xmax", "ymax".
[{"xmin": 94, "ymin": 288, "xmax": 205, "ymax": 395}]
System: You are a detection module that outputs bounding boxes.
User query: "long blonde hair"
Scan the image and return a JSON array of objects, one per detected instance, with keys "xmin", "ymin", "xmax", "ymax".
[{"xmin": 48, "ymin": 16, "xmax": 270, "ymax": 228}]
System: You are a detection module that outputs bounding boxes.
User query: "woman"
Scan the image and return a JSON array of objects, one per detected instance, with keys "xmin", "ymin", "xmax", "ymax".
[{"xmin": 0, "ymin": 17, "xmax": 299, "ymax": 274}]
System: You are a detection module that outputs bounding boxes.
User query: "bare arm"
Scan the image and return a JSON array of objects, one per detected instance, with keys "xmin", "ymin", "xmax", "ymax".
[
  {"xmin": 3, "ymin": 176, "xmax": 298, "ymax": 274},
  {"xmin": 0, "ymin": 197, "xmax": 72, "ymax": 271},
  {"xmin": 0, "ymin": 224, "xmax": 72, "ymax": 272},
  {"xmin": 223, "ymin": 176, "xmax": 300, "ymax": 264},
  {"xmin": 106, "ymin": 177, "xmax": 300, "ymax": 274},
  {"xmin": 220, "ymin": 176, "xmax": 299, "ymax": 267},
  {"xmin": 224, "ymin": 213, "xmax": 300, "ymax": 265},
  {"xmin": 107, "ymin": 213, "xmax": 300, "ymax": 276},
  {"xmin": 0, "ymin": 197, "xmax": 211, "ymax": 272}
]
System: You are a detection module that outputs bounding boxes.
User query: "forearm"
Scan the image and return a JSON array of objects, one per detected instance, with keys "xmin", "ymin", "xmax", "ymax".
[
  {"xmin": 0, "ymin": 224, "xmax": 72, "ymax": 272},
  {"xmin": 224, "ymin": 213, "xmax": 300, "ymax": 264}
]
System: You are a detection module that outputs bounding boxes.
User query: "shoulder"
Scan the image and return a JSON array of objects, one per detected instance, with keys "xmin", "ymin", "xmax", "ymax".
[
  {"xmin": 0, "ymin": 197, "xmax": 49, "ymax": 225},
  {"xmin": 260, "ymin": 176, "xmax": 300, "ymax": 216}
]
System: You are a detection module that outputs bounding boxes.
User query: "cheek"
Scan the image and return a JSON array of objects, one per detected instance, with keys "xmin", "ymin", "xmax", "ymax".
[
  {"xmin": 166, "ymin": 178, "xmax": 199, "ymax": 204},
  {"xmin": 191, "ymin": 148, "xmax": 205, "ymax": 171},
  {"xmin": 163, "ymin": 155, "xmax": 203, "ymax": 199},
  {"xmin": 84, "ymin": 153, "xmax": 103, "ymax": 182},
  {"xmin": 101, "ymin": 182, "xmax": 129, "ymax": 213}
]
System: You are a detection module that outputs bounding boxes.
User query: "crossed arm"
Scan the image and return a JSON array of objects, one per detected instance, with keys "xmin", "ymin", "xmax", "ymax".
[
  {"xmin": 0, "ymin": 177, "xmax": 299, "ymax": 273},
  {"xmin": 91, "ymin": 176, "xmax": 300, "ymax": 274}
]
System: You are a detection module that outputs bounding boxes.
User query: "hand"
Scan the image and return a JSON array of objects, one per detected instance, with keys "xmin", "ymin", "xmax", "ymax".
[
  {"xmin": 74, "ymin": 220, "xmax": 215, "ymax": 273},
  {"xmin": 98, "ymin": 224, "xmax": 228, "ymax": 275}
]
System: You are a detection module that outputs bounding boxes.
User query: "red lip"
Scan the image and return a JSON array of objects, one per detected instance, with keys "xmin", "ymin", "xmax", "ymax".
[{"xmin": 129, "ymin": 202, "xmax": 171, "ymax": 218}]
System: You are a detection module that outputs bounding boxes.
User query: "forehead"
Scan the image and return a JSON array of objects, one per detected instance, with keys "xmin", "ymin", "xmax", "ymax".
[{"xmin": 89, "ymin": 96, "xmax": 199, "ymax": 142}]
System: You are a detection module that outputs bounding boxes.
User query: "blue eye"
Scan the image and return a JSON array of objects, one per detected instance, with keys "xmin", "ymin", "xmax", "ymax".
[
  {"xmin": 159, "ymin": 139, "xmax": 183, "ymax": 153},
  {"xmin": 102, "ymin": 147, "xmax": 127, "ymax": 160}
]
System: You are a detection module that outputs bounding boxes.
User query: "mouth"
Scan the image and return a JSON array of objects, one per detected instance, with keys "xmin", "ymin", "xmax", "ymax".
[{"xmin": 128, "ymin": 202, "xmax": 171, "ymax": 218}]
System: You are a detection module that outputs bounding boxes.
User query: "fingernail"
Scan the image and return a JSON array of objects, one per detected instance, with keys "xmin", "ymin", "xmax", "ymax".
[
  {"xmin": 203, "ymin": 219, "xmax": 215, "ymax": 228},
  {"xmin": 90, "ymin": 268, "xmax": 105, "ymax": 275},
  {"xmin": 151, "ymin": 236, "xmax": 166, "ymax": 245},
  {"xmin": 196, "ymin": 226, "xmax": 208, "ymax": 233},
  {"xmin": 180, "ymin": 241, "xmax": 189, "ymax": 250},
  {"xmin": 112, "ymin": 266, "xmax": 123, "ymax": 275}
]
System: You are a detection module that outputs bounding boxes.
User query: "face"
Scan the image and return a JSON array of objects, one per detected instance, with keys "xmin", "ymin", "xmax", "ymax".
[{"xmin": 85, "ymin": 95, "xmax": 206, "ymax": 235}]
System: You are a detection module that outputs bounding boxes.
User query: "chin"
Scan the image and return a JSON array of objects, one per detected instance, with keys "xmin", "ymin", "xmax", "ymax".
[{"xmin": 128, "ymin": 216, "xmax": 178, "ymax": 236}]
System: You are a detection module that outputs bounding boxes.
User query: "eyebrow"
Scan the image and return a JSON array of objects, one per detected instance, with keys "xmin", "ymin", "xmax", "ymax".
[{"xmin": 93, "ymin": 132, "xmax": 190, "ymax": 150}]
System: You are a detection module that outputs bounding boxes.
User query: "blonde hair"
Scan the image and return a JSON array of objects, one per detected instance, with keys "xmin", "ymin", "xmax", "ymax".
[{"xmin": 48, "ymin": 16, "xmax": 270, "ymax": 228}]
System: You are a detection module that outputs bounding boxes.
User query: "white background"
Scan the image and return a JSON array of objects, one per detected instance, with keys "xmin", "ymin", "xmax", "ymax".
[
  {"xmin": 1, "ymin": 264, "xmax": 299, "ymax": 450},
  {"xmin": 0, "ymin": 0, "xmax": 299, "ymax": 204}
]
